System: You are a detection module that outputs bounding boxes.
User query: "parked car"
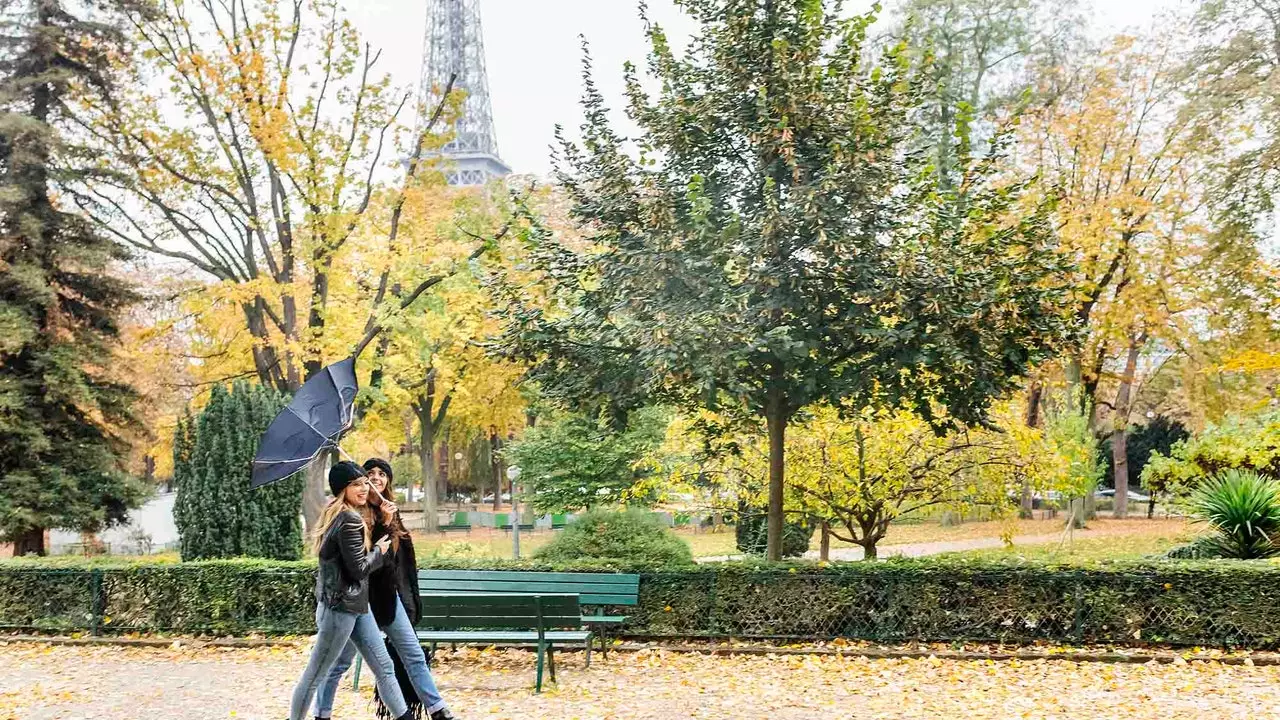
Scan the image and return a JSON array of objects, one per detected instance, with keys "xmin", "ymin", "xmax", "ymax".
[{"xmin": 1095, "ymin": 488, "xmax": 1151, "ymax": 502}]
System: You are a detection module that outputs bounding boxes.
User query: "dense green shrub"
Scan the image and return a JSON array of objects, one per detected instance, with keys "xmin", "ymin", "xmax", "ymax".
[
  {"xmin": 1142, "ymin": 411, "xmax": 1280, "ymax": 500},
  {"xmin": 5, "ymin": 557, "xmax": 1280, "ymax": 648},
  {"xmin": 173, "ymin": 383, "xmax": 304, "ymax": 561},
  {"xmin": 735, "ymin": 506, "xmax": 812, "ymax": 558},
  {"xmin": 1189, "ymin": 469, "xmax": 1280, "ymax": 559},
  {"xmin": 533, "ymin": 508, "xmax": 693, "ymax": 565},
  {"xmin": 1164, "ymin": 537, "xmax": 1222, "ymax": 560}
]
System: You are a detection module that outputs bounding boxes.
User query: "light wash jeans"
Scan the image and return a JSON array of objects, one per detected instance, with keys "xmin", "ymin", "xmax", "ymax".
[
  {"xmin": 313, "ymin": 597, "xmax": 448, "ymax": 717},
  {"xmin": 289, "ymin": 604, "xmax": 408, "ymax": 720}
]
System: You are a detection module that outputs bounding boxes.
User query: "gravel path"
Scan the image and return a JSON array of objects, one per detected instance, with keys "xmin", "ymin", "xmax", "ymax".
[{"xmin": 2, "ymin": 641, "xmax": 1278, "ymax": 719}]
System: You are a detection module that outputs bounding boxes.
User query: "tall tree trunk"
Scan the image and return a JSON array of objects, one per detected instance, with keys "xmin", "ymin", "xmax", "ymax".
[
  {"xmin": 1111, "ymin": 338, "xmax": 1142, "ymax": 519},
  {"xmin": 764, "ymin": 388, "xmax": 787, "ymax": 563},
  {"xmin": 490, "ymin": 427, "xmax": 503, "ymax": 512},
  {"xmin": 302, "ymin": 453, "xmax": 331, "ymax": 532},
  {"xmin": 819, "ymin": 522, "xmax": 830, "ymax": 562},
  {"xmin": 413, "ymin": 371, "xmax": 444, "ymax": 533},
  {"xmin": 1021, "ymin": 381, "xmax": 1043, "ymax": 519},
  {"xmin": 419, "ymin": 427, "xmax": 440, "ymax": 533}
]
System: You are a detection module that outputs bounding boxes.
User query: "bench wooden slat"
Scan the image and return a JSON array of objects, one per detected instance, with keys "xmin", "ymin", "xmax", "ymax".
[
  {"xmin": 422, "ymin": 571, "xmax": 637, "ymax": 589},
  {"xmin": 418, "ymin": 570, "xmax": 641, "ymax": 608},
  {"xmin": 579, "ymin": 615, "xmax": 627, "ymax": 624},
  {"xmin": 418, "ymin": 630, "xmax": 592, "ymax": 643},
  {"xmin": 420, "ymin": 584, "xmax": 635, "ymax": 606},
  {"xmin": 421, "ymin": 569, "xmax": 640, "ymax": 588},
  {"xmin": 419, "ymin": 592, "xmax": 582, "ymax": 630}
]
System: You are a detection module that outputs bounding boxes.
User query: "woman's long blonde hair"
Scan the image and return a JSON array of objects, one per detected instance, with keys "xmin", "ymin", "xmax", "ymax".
[{"xmin": 311, "ymin": 494, "xmax": 373, "ymax": 554}]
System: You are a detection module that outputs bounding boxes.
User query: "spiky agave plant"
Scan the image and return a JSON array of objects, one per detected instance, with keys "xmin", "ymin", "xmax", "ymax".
[{"xmin": 1188, "ymin": 469, "xmax": 1280, "ymax": 559}]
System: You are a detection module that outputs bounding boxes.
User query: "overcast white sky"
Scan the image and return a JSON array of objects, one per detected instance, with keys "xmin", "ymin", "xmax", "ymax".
[{"xmin": 348, "ymin": 0, "xmax": 1188, "ymax": 178}]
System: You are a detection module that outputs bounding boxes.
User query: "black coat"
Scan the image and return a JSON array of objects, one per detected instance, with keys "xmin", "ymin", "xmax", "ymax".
[
  {"xmin": 315, "ymin": 510, "xmax": 385, "ymax": 614},
  {"xmin": 368, "ymin": 516, "xmax": 421, "ymax": 627}
]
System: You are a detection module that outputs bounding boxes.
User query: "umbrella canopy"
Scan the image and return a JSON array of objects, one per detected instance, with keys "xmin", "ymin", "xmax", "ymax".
[{"xmin": 251, "ymin": 357, "xmax": 359, "ymax": 488}]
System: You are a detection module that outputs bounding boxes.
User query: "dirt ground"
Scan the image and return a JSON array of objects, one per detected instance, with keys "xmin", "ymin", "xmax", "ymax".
[{"xmin": 1, "ymin": 640, "xmax": 1277, "ymax": 720}]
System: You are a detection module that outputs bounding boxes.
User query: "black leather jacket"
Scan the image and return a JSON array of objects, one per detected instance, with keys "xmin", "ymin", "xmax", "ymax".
[
  {"xmin": 368, "ymin": 516, "xmax": 421, "ymax": 627},
  {"xmin": 315, "ymin": 510, "xmax": 385, "ymax": 614}
]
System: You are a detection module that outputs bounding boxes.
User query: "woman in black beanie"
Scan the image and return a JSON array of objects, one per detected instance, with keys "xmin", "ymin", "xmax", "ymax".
[
  {"xmin": 287, "ymin": 461, "xmax": 412, "ymax": 720},
  {"xmin": 311, "ymin": 458, "xmax": 457, "ymax": 720}
]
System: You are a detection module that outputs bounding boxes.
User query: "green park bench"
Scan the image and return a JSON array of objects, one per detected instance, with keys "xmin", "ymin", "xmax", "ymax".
[
  {"xmin": 354, "ymin": 592, "xmax": 590, "ymax": 693},
  {"xmin": 418, "ymin": 569, "xmax": 641, "ymax": 658},
  {"xmin": 439, "ymin": 511, "xmax": 471, "ymax": 533}
]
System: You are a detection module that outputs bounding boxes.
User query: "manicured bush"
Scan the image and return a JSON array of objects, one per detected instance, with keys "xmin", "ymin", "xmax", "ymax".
[
  {"xmin": 1188, "ymin": 469, "xmax": 1280, "ymax": 559},
  {"xmin": 4, "ymin": 556, "xmax": 1280, "ymax": 648},
  {"xmin": 735, "ymin": 506, "xmax": 813, "ymax": 558},
  {"xmin": 533, "ymin": 508, "xmax": 694, "ymax": 566}
]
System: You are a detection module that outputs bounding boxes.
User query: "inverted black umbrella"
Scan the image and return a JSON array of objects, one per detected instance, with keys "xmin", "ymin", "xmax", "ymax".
[{"xmin": 251, "ymin": 357, "xmax": 359, "ymax": 488}]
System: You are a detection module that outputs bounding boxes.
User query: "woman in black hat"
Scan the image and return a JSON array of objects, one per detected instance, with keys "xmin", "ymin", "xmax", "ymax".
[
  {"xmin": 287, "ymin": 461, "xmax": 413, "ymax": 720},
  {"xmin": 311, "ymin": 458, "xmax": 457, "ymax": 720}
]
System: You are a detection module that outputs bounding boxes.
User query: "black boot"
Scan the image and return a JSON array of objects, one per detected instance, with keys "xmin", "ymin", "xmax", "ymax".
[{"xmin": 430, "ymin": 709, "xmax": 457, "ymax": 720}]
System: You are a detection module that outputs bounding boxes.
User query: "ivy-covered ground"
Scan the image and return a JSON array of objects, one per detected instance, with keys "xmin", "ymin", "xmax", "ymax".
[{"xmin": 2, "ymin": 641, "xmax": 1275, "ymax": 719}]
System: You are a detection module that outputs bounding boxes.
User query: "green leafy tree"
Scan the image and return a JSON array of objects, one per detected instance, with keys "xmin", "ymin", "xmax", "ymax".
[
  {"xmin": 172, "ymin": 382, "xmax": 303, "ymax": 560},
  {"xmin": 1142, "ymin": 411, "xmax": 1280, "ymax": 504},
  {"xmin": 0, "ymin": 0, "xmax": 151, "ymax": 555},
  {"xmin": 507, "ymin": 407, "xmax": 669, "ymax": 514},
  {"xmin": 896, "ymin": 0, "xmax": 1084, "ymax": 181},
  {"xmin": 1187, "ymin": 0, "xmax": 1280, "ymax": 222},
  {"xmin": 497, "ymin": 0, "xmax": 1076, "ymax": 559}
]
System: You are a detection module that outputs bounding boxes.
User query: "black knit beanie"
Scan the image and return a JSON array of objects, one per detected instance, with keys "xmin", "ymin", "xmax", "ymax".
[
  {"xmin": 363, "ymin": 457, "xmax": 393, "ymax": 484},
  {"xmin": 328, "ymin": 461, "xmax": 366, "ymax": 497}
]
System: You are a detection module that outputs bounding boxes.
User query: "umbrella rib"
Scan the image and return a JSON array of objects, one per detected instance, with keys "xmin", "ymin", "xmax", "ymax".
[
  {"xmin": 326, "ymin": 360, "xmax": 355, "ymax": 431},
  {"xmin": 287, "ymin": 405, "xmax": 344, "ymax": 443}
]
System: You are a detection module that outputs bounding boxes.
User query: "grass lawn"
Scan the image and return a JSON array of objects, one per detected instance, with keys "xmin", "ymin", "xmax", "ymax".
[
  {"xmin": 1, "ymin": 515, "xmax": 1199, "ymax": 565},
  {"xmin": 937, "ymin": 517, "xmax": 1202, "ymax": 563},
  {"xmin": 408, "ymin": 516, "xmax": 1200, "ymax": 562}
]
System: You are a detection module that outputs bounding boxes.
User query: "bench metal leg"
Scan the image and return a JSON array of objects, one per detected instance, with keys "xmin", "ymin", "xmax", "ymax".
[
  {"xmin": 534, "ymin": 640, "xmax": 546, "ymax": 693},
  {"xmin": 585, "ymin": 636, "xmax": 593, "ymax": 668},
  {"xmin": 600, "ymin": 626, "xmax": 609, "ymax": 660},
  {"xmin": 547, "ymin": 644, "xmax": 557, "ymax": 683},
  {"xmin": 352, "ymin": 654, "xmax": 362, "ymax": 691}
]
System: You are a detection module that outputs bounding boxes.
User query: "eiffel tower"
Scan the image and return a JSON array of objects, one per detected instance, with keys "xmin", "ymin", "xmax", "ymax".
[{"xmin": 419, "ymin": 0, "xmax": 511, "ymax": 186}]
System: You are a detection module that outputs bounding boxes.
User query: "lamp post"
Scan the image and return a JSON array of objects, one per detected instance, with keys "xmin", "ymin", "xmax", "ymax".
[{"xmin": 507, "ymin": 465, "xmax": 522, "ymax": 559}]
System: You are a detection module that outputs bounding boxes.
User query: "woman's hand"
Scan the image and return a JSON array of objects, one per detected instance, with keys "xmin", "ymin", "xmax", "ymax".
[
  {"xmin": 381, "ymin": 501, "xmax": 398, "ymax": 521},
  {"xmin": 375, "ymin": 536, "xmax": 391, "ymax": 554}
]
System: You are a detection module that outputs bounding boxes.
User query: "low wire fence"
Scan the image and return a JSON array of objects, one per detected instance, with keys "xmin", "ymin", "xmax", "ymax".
[{"xmin": 1, "ymin": 560, "xmax": 1278, "ymax": 647}]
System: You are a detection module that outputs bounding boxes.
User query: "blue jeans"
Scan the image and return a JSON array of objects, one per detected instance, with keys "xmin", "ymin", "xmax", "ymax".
[
  {"xmin": 290, "ymin": 604, "xmax": 408, "ymax": 720},
  {"xmin": 313, "ymin": 597, "xmax": 448, "ymax": 717}
]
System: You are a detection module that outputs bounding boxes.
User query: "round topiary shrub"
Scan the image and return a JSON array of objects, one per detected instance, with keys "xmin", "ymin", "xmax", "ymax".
[
  {"xmin": 734, "ymin": 505, "xmax": 813, "ymax": 558},
  {"xmin": 533, "ymin": 508, "xmax": 694, "ymax": 566}
]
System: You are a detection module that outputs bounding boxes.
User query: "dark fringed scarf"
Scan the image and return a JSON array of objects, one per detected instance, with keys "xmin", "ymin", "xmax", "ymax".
[{"xmin": 374, "ymin": 640, "xmax": 425, "ymax": 720}]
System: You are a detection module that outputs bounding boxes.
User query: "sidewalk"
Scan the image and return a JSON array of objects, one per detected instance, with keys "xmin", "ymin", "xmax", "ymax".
[{"xmin": 2, "ymin": 641, "xmax": 1276, "ymax": 719}]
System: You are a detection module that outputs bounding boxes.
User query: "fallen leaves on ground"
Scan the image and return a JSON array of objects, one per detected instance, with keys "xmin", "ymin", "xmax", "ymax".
[{"xmin": 1, "ymin": 641, "xmax": 1278, "ymax": 719}]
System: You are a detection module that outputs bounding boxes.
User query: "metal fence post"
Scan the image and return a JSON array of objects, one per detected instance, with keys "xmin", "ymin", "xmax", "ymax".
[
  {"xmin": 1072, "ymin": 580, "xmax": 1084, "ymax": 643},
  {"xmin": 89, "ymin": 569, "xmax": 105, "ymax": 636}
]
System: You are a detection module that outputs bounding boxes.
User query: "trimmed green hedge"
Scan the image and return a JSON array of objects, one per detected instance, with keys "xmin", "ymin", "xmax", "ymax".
[{"xmin": 2, "ymin": 557, "xmax": 1279, "ymax": 647}]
